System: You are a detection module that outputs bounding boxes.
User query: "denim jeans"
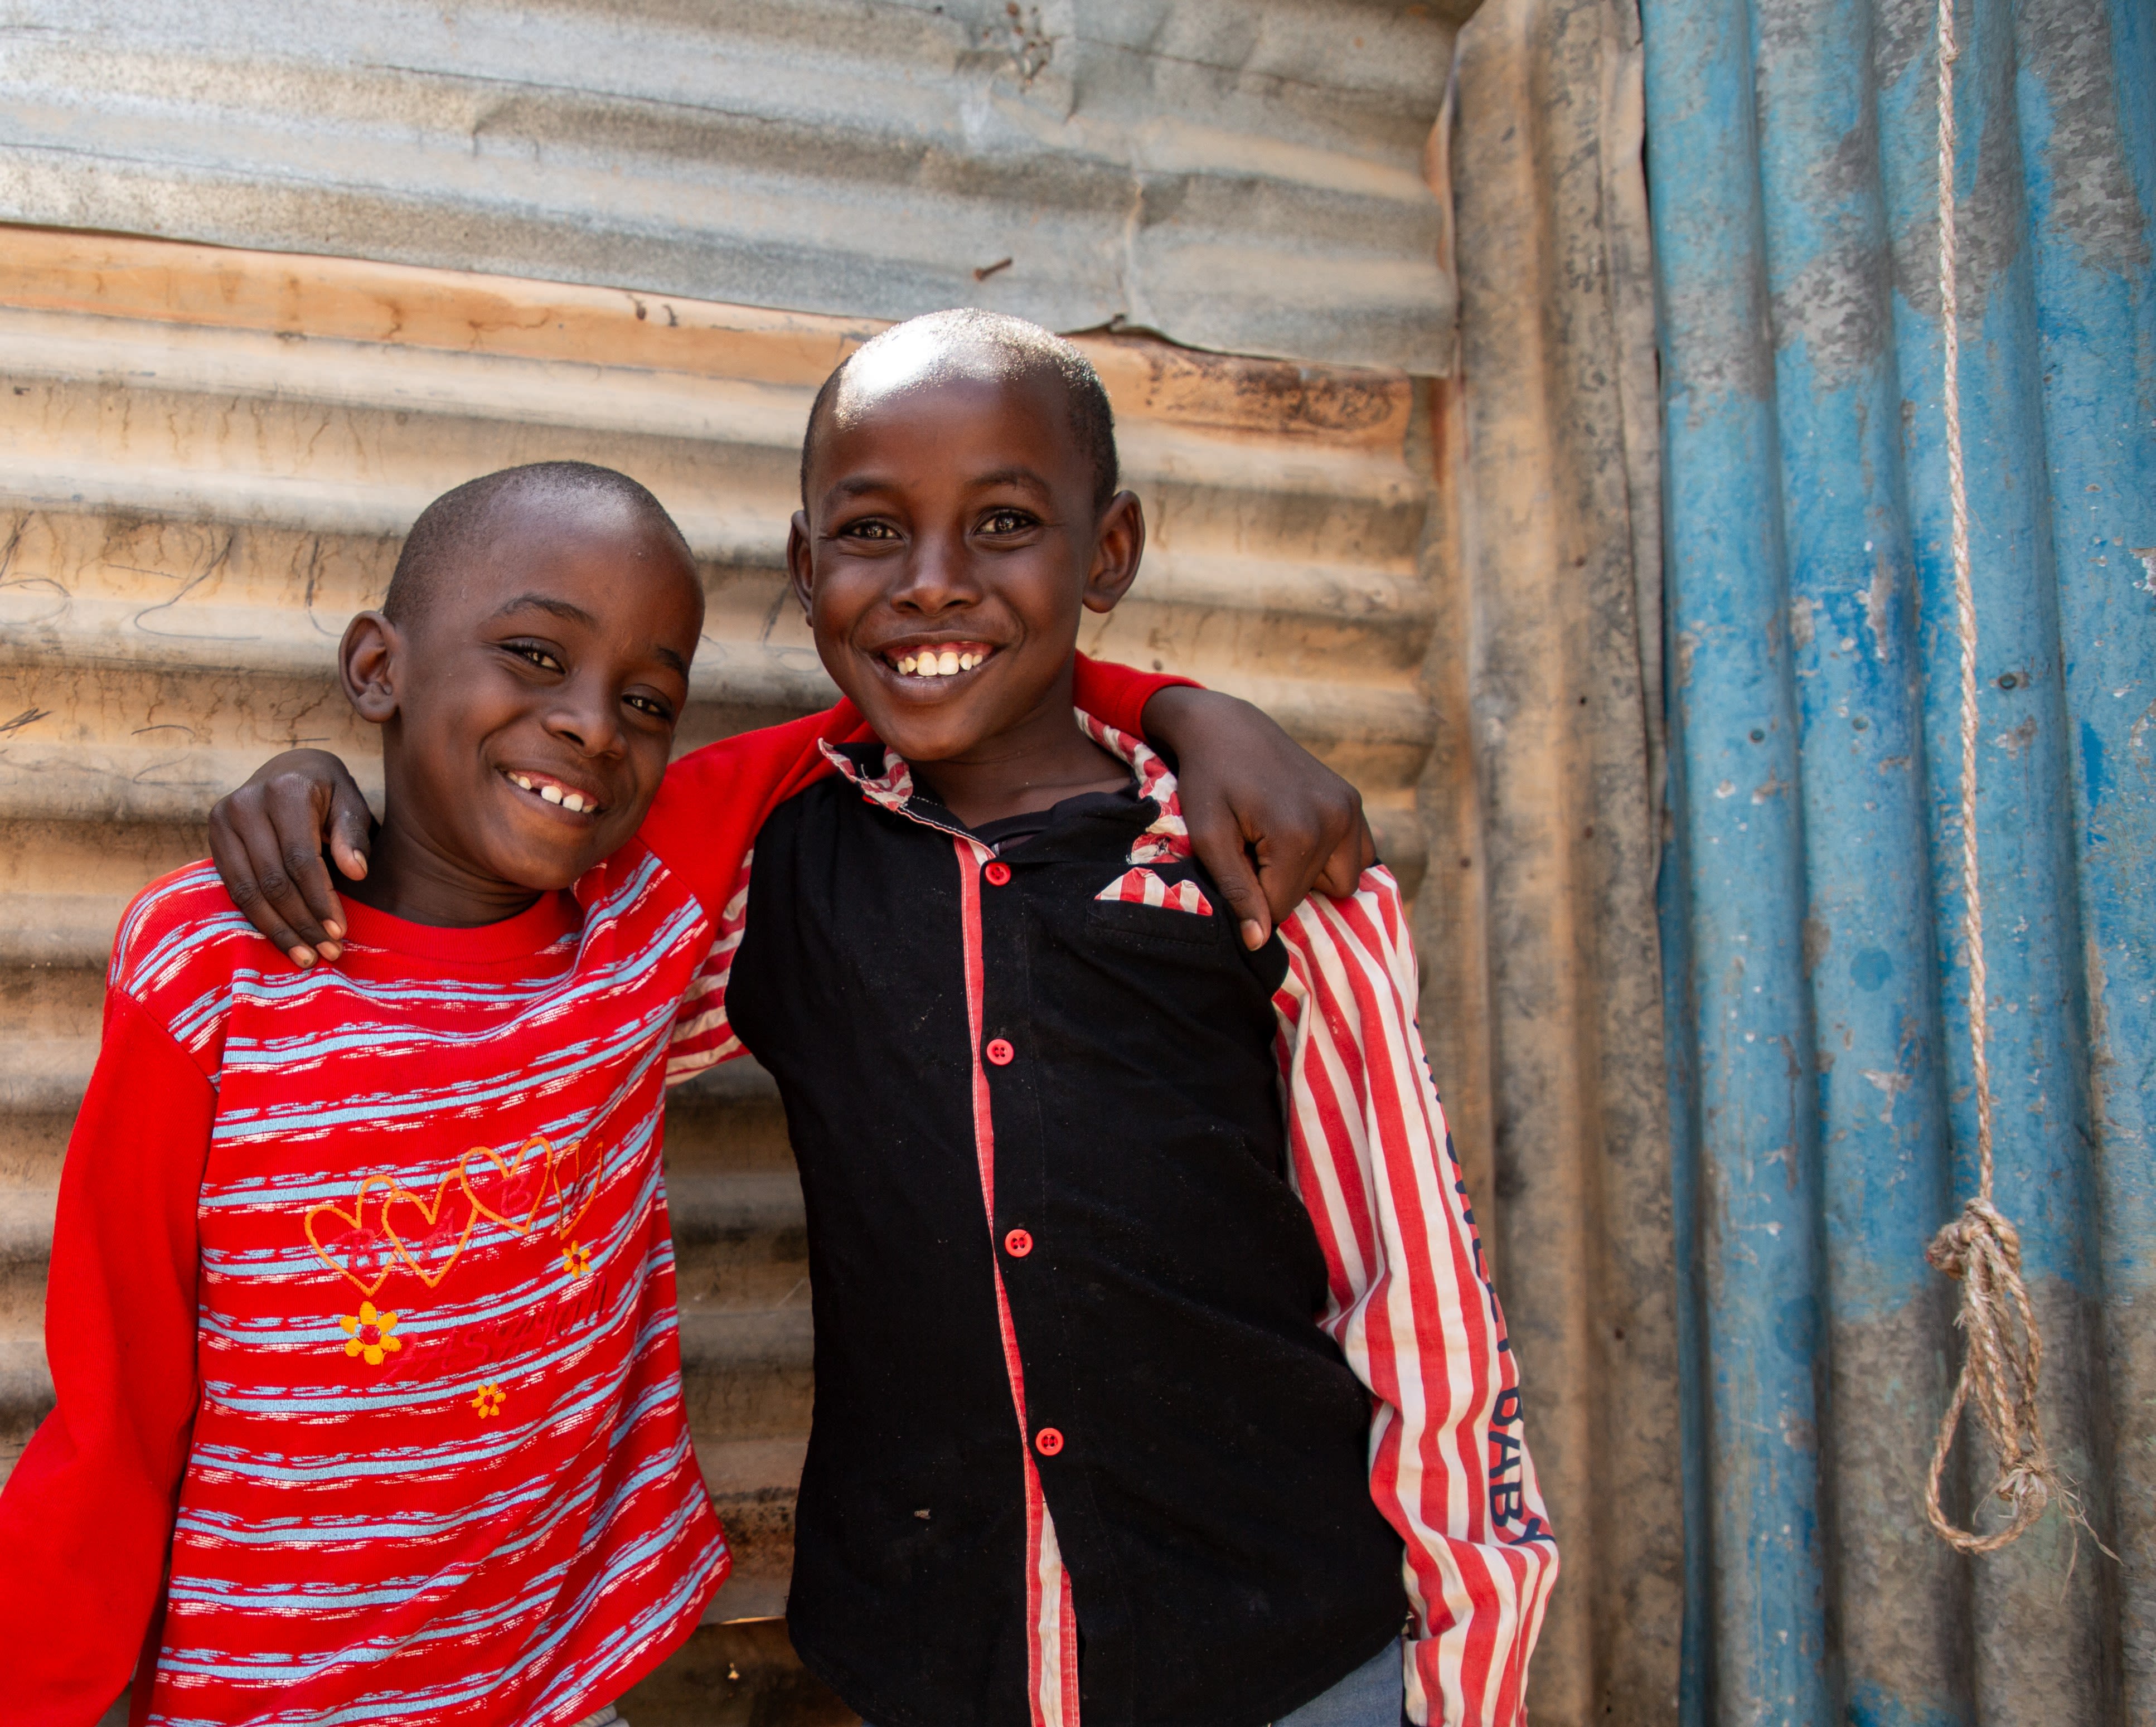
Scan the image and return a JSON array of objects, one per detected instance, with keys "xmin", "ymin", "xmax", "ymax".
[
  {"xmin": 1275, "ymin": 1637, "xmax": 1404, "ymax": 1727},
  {"xmin": 863, "ymin": 1636, "xmax": 1404, "ymax": 1727}
]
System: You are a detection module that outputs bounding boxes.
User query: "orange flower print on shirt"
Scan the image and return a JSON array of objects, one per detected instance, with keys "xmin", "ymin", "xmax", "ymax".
[
  {"xmin": 561, "ymin": 1241, "xmax": 593, "ymax": 1279},
  {"xmin": 339, "ymin": 1302, "xmax": 403, "ymax": 1366},
  {"xmin": 471, "ymin": 1382, "xmax": 506, "ymax": 1419}
]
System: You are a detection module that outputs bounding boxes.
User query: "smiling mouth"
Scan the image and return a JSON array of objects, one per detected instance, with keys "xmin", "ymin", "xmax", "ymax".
[
  {"xmin": 501, "ymin": 769, "xmax": 606, "ymax": 816},
  {"xmin": 884, "ymin": 641, "xmax": 997, "ymax": 681}
]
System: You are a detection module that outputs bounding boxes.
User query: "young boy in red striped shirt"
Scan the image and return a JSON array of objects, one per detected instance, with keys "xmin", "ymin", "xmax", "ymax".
[
  {"xmin": 674, "ymin": 312, "xmax": 1559, "ymax": 1727},
  {"xmin": 0, "ymin": 459, "xmax": 1359, "ymax": 1727}
]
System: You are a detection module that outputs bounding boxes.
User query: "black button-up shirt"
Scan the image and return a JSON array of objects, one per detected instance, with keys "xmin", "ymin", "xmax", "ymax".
[{"xmin": 726, "ymin": 746, "xmax": 1407, "ymax": 1727}]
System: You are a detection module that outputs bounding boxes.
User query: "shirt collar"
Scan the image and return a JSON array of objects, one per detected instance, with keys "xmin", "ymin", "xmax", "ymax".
[{"xmin": 817, "ymin": 709, "xmax": 1192, "ymax": 866}]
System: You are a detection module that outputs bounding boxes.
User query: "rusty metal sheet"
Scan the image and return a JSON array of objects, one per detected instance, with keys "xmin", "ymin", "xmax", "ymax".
[
  {"xmin": 0, "ymin": 225, "xmax": 1440, "ymax": 1721},
  {"xmin": 0, "ymin": 0, "xmax": 1460, "ymax": 373},
  {"xmin": 1438, "ymin": 0, "xmax": 1680, "ymax": 1719}
]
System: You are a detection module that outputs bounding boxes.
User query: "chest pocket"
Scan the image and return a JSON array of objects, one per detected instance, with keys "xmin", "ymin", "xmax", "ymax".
[{"xmin": 1088, "ymin": 867, "xmax": 1223, "ymax": 949}]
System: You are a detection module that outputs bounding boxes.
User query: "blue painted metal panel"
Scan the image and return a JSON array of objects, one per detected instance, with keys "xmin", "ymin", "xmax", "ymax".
[{"xmin": 1640, "ymin": 0, "xmax": 2153, "ymax": 1714}]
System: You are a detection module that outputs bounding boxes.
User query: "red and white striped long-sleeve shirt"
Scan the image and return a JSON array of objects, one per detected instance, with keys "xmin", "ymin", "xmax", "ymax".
[{"xmin": 666, "ymin": 712, "xmax": 1558, "ymax": 1727}]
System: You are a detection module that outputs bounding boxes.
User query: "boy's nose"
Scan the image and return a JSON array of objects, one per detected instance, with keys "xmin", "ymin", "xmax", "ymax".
[
  {"xmin": 890, "ymin": 528, "xmax": 980, "ymax": 611},
  {"xmin": 544, "ymin": 682, "xmax": 625, "ymax": 756}
]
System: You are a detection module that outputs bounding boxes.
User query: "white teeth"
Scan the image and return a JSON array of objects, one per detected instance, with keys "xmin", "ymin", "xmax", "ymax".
[
  {"xmin": 512, "ymin": 774, "xmax": 533, "ymax": 790},
  {"xmin": 540, "ymin": 784, "xmax": 564, "ymax": 804},
  {"xmin": 563, "ymin": 793, "xmax": 586, "ymax": 812},
  {"xmin": 893, "ymin": 647, "xmax": 991, "ymax": 677}
]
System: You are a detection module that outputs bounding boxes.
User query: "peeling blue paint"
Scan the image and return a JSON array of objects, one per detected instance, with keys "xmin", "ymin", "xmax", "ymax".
[
  {"xmin": 1643, "ymin": 0, "xmax": 2153, "ymax": 1715},
  {"xmin": 2080, "ymin": 718, "xmax": 2109, "ymax": 813}
]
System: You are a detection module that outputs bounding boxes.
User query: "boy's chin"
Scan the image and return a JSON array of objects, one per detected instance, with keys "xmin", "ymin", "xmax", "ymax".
[
  {"xmin": 842, "ymin": 670, "xmax": 1013, "ymax": 762},
  {"xmin": 852, "ymin": 701, "xmax": 994, "ymax": 764},
  {"xmin": 479, "ymin": 831, "xmax": 612, "ymax": 896}
]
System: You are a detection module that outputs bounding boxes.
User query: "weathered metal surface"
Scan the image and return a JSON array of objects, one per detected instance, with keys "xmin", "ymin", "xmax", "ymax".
[
  {"xmin": 0, "ymin": 225, "xmax": 1441, "ymax": 1721},
  {"xmin": 1436, "ymin": 0, "xmax": 1681, "ymax": 1720},
  {"xmin": 1643, "ymin": 0, "xmax": 2154, "ymax": 1716},
  {"xmin": 0, "ymin": 0, "xmax": 1462, "ymax": 373}
]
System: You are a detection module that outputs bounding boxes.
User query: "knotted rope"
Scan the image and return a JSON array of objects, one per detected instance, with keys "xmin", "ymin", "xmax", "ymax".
[{"xmin": 1919, "ymin": 0, "xmax": 2072, "ymax": 1556}]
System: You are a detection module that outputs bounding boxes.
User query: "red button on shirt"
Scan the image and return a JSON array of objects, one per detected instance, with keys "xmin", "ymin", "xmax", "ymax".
[
  {"xmin": 984, "ymin": 861, "xmax": 1012, "ymax": 886},
  {"xmin": 1004, "ymin": 1228, "xmax": 1033, "ymax": 1258},
  {"xmin": 985, "ymin": 1038, "xmax": 1015, "ymax": 1066},
  {"xmin": 1034, "ymin": 1427, "xmax": 1065, "ymax": 1457}
]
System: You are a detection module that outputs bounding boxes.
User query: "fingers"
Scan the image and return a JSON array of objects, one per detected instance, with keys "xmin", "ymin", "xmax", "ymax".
[
  {"xmin": 1251, "ymin": 819, "xmax": 1320, "ymax": 932},
  {"xmin": 1253, "ymin": 777, "xmax": 1372, "ymax": 928},
  {"xmin": 1142, "ymin": 683, "xmax": 1374, "ymax": 937},
  {"xmin": 207, "ymin": 788, "xmax": 324, "ymax": 968},
  {"xmin": 276, "ymin": 838, "xmax": 347, "ymax": 961},
  {"xmin": 1184, "ymin": 794, "xmax": 1272, "ymax": 951},
  {"xmin": 326, "ymin": 777, "xmax": 375, "ymax": 884},
  {"xmin": 202, "ymin": 750, "xmax": 374, "ymax": 967},
  {"xmin": 1311, "ymin": 802, "xmax": 1377, "ymax": 900},
  {"xmin": 257, "ymin": 775, "xmax": 355, "ymax": 960}
]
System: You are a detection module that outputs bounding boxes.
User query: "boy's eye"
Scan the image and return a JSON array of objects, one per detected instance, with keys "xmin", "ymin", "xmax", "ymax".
[
  {"xmin": 839, "ymin": 520, "xmax": 900, "ymax": 542},
  {"xmin": 507, "ymin": 643, "xmax": 565, "ymax": 673},
  {"xmin": 980, "ymin": 508, "xmax": 1036, "ymax": 536},
  {"xmin": 624, "ymin": 692, "xmax": 672, "ymax": 721}
]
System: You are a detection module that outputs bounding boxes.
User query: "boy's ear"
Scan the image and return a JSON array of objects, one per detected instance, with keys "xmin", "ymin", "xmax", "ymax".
[
  {"xmin": 1082, "ymin": 491, "xmax": 1146, "ymax": 615},
  {"xmin": 786, "ymin": 511, "xmax": 815, "ymax": 618},
  {"xmin": 340, "ymin": 610, "xmax": 401, "ymax": 724}
]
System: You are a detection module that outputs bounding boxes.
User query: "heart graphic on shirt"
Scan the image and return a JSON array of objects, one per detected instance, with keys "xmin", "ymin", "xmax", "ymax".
[
  {"xmin": 304, "ymin": 1175, "xmax": 398, "ymax": 1299},
  {"xmin": 550, "ymin": 1133, "xmax": 604, "ymax": 1243},
  {"xmin": 459, "ymin": 1134, "xmax": 554, "ymax": 1236},
  {"xmin": 381, "ymin": 1168, "xmax": 478, "ymax": 1290}
]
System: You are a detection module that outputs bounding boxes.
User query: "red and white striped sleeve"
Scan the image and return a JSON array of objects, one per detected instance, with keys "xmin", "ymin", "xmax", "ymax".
[
  {"xmin": 1272, "ymin": 866, "xmax": 1559, "ymax": 1727},
  {"xmin": 665, "ymin": 853, "xmax": 756, "ymax": 1085}
]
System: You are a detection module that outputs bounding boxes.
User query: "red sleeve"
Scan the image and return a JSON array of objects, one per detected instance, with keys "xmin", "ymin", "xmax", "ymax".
[
  {"xmin": 1070, "ymin": 653, "xmax": 1194, "ymax": 738},
  {"xmin": 0, "ymin": 988, "xmax": 211, "ymax": 1726},
  {"xmin": 637, "ymin": 656, "xmax": 1195, "ymax": 916},
  {"xmin": 634, "ymin": 701, "xmax": 866, "ymax": 916}
]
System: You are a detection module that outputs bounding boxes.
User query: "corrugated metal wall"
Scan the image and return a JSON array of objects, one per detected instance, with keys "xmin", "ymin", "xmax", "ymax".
[
  {"xmin": 0, "ymin": 8, "xmax": 1480, "ymax": 1715},
  {"xmin": 1641, "ymin": 0, "xmax": 2154, "ymax": 1716},
  {"xmin": 0, "ymin": 0, "xmax": 1463, "ymax": 372},
  {"xmin": 0, "ymin": 226, "xmax": 1445, "ymax": 1721},
  {"xmin": 0, "ymin": 0, "xmax": 1693, "ymax": 1720},
  {"xmin": 1440, "ymin": 0, "xmax": 1682, "ymax": 1718}
]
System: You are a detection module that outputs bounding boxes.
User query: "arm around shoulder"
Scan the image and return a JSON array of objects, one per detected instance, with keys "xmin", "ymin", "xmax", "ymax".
[
  {"xmin": 1069, "ymin": 652, "xmax": 1195, "ymax": 737},
  {"xmin": 1271, "ymin": 869, "xmax": 1559, "ymax": 1727},
  {"xmin": 0, "ymin": 986, "xmax": 214, "ymax": 1723}
]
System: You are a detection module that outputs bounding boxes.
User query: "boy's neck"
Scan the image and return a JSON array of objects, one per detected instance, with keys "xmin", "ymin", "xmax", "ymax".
[
  {"xmin": 903, "ymin": 667, "xmax": 1133, "ymax": 832},
  {"xmin": 341, "ymin": 803, "xmax": 545, "ymax": 930}
]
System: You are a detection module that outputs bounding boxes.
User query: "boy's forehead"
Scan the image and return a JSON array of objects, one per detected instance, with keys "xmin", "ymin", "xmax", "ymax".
[
  {"xmin": 820, "ymin": 358, "xmax": 1073, "ymax": 474},
  {"xmin": 425, "ymin": 494, "xmax": 697, "ymax": 622}
]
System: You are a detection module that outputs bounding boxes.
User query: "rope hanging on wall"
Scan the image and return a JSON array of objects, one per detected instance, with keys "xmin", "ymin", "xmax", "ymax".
[{"xmin": 1918, "ymin": 0, "xmax": 2067, "ymax": 1557}]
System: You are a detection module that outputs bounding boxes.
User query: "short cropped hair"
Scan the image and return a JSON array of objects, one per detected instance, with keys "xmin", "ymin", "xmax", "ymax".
[
  {"xmin": 384, "ymin": 462, "xmax": 693, "ymax": 625},
  {"xmin": 800, "ymin": 310, "xmax": 1120, "ymax": 511}
]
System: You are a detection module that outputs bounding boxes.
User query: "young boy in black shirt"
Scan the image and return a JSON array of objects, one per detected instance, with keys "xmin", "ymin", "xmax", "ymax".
[{"xmin": 684, "ymin": 312, "xmax": 1556, "ymax": 1727}]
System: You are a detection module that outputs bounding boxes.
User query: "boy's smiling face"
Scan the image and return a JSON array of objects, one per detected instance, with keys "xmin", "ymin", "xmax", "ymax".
[
  {"xmin": 346, "ymin": 492, "xmax": 704, "ymax": 913},
  {"xmin": 789, "ymin": 346, "xmax": 1142, "ymax": 767}
]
